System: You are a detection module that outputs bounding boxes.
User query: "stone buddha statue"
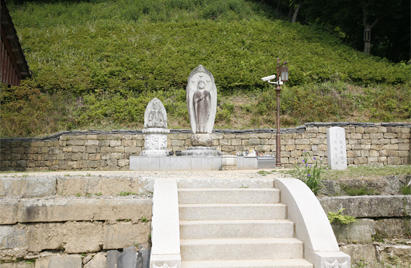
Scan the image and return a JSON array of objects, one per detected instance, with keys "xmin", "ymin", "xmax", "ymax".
[{"xmin": 193, "ymin": 80, "xmax": 211, "ymax": 133}]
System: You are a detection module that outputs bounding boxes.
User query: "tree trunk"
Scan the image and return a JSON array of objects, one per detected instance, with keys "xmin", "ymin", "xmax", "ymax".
[
  {"xmin": 362, "ymin": 6, "xmax": 381, "ymax": 54},
  {"xmin": 291, "ymin": 0, "xmax": 307, "ymax": 23},
  {"xmin": 363, "ymin": 25, "xmax": 371, "ymax": 54}
]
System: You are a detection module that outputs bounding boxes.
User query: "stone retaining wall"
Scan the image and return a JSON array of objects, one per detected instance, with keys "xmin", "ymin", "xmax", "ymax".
[
  {"xmin": 319, "ymin": 195, "xmax": 411, "ymax": 267},
  {"xmin": 1, "ymin": 122, "xmax": 410, "ymax": 171},
  {"xmin": 1, "ymin": 175, "xmax": 411, "ymax": 267},
  {"xmin": 0, "ymin": 175, "xmax": 153, "ymax": 267}
]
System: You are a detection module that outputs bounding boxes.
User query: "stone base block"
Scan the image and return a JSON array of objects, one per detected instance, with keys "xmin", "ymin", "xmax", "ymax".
[
  {"xmin": 222, "ymin": 155, "xmax": 237, "ymax": 170},
  {"xmin": 237, "ymin": 157, "xmax": 258, "ymax": 169},
  {"xmin": 150, "ymin": 254, "xmax": 181, "ymax": 268},
  {"xmin": 140, "ymin": 149, "xmax": 169, "ymax": 156},
  {"xmin": 181, "ymin": 147, "xmax": 222, "ymax": 157},
  {"xmin": 191, "ymin": 134, "xmax": 212, "ymax": 147},
  {"xmin": 306, "ymin": 250, "xmax": 351, "ymax": 268},
  {"xmin": 130, "ymin": 156, "xmax": 222, "ymax": 171},
  {"xmin": 257, "ymin": 156, "xmax": 276, "ymax": 169}
]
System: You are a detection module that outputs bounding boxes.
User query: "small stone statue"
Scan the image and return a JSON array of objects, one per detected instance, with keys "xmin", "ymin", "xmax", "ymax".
[
  {"xmin": 141, "ymin": 98, "xmax": 169, "ymax": 156},
  {"xmin": 145, "ymin": 98, "xmax": 167, "ymax": 129}
]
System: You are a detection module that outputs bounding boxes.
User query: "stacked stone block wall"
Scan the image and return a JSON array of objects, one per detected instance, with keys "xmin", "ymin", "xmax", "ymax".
[{"xmin": 1, "ymin": 122, "xmax": 409, "ymax": 171}]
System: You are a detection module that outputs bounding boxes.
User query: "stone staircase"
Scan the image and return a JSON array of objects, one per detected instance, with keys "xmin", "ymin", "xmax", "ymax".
[{"xmin": 178, "ymin": 186, "xmax": 313, "ymax": 268}]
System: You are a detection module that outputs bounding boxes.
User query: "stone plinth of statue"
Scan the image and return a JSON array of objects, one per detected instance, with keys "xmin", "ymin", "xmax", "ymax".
[
  {"xmin": 182, "ymin": 65, "xmax": 221, "ymax": 156},
  {"xmin": 140, "ymin": 98, "xmax": 170, "ymax": 156}
]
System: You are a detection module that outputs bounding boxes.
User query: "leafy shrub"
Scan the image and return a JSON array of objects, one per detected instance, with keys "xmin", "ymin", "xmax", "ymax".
[
  {"xmin": 328, "ymin": 208, "xmax": 356, "ymax": 225},
  {"xmin": 2, "ymin": 0, "xmax": 410, "ymax": 137},
  {"xmin": 293, "ymin": 151, "xmax": 325, "ymax": 195}
]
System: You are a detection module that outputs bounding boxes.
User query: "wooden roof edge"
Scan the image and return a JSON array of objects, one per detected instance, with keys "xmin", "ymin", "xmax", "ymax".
[{"xmin": 1, "ymin": 0, "xmax": 32, "ymax": 80}]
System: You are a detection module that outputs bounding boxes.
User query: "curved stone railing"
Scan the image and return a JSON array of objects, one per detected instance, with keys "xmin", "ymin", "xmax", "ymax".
[{"xmin": 275, "ymin": 178, "xmax": 351, "ymax": 268}]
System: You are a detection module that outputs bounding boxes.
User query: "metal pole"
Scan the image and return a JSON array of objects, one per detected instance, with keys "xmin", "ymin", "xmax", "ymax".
[{"xmin": 275, "ymin": 58, "xmax": 281, "ymax": 167}]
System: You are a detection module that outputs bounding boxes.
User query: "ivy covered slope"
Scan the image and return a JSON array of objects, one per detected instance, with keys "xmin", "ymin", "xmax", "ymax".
[{"xmin": 1, "ymin": 0, "xmax": 410, "ymax": 137}]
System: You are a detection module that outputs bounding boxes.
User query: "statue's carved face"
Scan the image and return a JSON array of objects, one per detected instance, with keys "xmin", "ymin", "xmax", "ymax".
[{"xmin": 198, "ymin": 80, "xmax": 205, "ymax": 90}]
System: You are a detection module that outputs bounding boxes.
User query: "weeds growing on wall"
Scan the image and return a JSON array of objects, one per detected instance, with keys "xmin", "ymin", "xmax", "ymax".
[{"xmin": 328, "ymin": 208, "xmax": 356, "ymax": 225}]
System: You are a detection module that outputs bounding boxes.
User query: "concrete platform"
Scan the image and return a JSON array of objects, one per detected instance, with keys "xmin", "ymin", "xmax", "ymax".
[{"xmin": 130, "ymin": 156, "xmax": 222, "ymax": 171}]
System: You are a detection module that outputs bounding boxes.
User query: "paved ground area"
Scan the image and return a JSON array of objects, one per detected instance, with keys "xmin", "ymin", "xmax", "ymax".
[{"xmin": 0, "ymin": 169, "xmax": 294, "ymax": 179}]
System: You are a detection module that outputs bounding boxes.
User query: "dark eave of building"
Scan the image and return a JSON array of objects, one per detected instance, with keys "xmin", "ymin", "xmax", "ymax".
[{"xmin": 1, "ymin": 0, "xmax": 31, "ymax": 86}]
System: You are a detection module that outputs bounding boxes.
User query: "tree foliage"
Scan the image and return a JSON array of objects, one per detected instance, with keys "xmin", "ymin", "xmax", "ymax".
[{"xmin": 264, "ymin": 0, "xmax": 410, "ymax": 62}]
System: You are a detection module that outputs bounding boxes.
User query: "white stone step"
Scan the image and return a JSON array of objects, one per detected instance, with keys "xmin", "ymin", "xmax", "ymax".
[
  {"xmin": 180, "ymin": 220, "xmax": 294, "ymax": 239},
  {"xmin": 181, "ymin": 259, "xmax": 313, "ymax": 268},
  {"xmin": 177, "ymin": 178, "xmax": 275, "ymax": 189},
  {"xmin": 179, "ymin": 204, "xmax": 286, "ymax": 221},
  {"xmin": 178, "ymin": 188, "xmax": 280, "ymax": 204},
  {"xmin": 180, "ymin": 238, "xmax": 304, "ymax": 261}
]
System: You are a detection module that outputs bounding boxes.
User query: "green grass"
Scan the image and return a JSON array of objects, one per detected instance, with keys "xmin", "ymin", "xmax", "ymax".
[
  {"xmin": 401, "ymin": 186, "xmax": 411, "ymax": 195},
  {"xmin": 1, "ymin": 0, "xmax": 410, "ymax": 138},
  {"xmin": 118, "ymin": 191, "xmax": 139, "ymax": 196},
  {"xmin": 340, "ymin": 185, "xmax": 377, "ymax": 196}
]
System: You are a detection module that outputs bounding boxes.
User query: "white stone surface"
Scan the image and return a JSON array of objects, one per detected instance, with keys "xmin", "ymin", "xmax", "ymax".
[
  {"xmin": 327, "ymin": 127, "xmax": 347, "ymax": 170},
  {"xmin": 178, "ymin": 188, "xmax": 279, "ymax": 204},
  {"xmin": 130, "ymin": 156, "xmax": 222, "ymax": 171},
  {"xmin": 237, "ymin": 157, "xmax": 258, "ymax": 169},
  {"xmin": 221, "ymin": 155, "xmax": 237, "ymax": 170},
  {"xmin": 180, "ymin": 259, "xmax": 313, "ymax": 267},
  {"xmin": 176, "ymin": 178, "xmax": 274, "ymax": 189},
  {"xmin": 179, "ymin": 204, "xmax": 286, "ymax": 221},
  {"xmin": 305, "ymin": 251, "xmax": 350, "ymax": 268},
  {"xmin": 275, "ymin": 178, "xmax": 350, "ymax": 267},
  {"xmin": 180, "ymin": 219, "xmax": 294, "ymax": 239},
  {"xmin": 275, "ymin": 178, "xmax": 339, "ymax": 252},
  {"xmin": 180, "ymin": 237, "xmax": 303, "ymax": 260},
  {"xmin": 150, "ymin": 178, "xmax": 181, "ymax": 268},
  {"xmin": 186, "ymin": 65, "xmax": 217, "ymax": 134},
  {"xmin": 141, "ymin": 128, "xmax": 170, "ymax": 156}
]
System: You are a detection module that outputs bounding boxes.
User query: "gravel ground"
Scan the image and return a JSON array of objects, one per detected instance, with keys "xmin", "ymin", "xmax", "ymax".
[{"xmin": 0, "ymin": 169, "xmax": 294, "ymax": 180}]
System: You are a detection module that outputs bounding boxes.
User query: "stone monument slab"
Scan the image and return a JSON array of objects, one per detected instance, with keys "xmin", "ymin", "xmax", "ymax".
[{"xmin": 327, "ymin": 127, "xmax": 347, "ymax": 170}]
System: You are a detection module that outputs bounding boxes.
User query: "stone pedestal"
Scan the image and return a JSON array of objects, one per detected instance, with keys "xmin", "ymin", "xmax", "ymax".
[
  {"xmin": 140, "ymin": 128, "xmax": 170, "ymax": 156},
  {"xmin": 181, "ymin": 146, "xmax": 222, "ymax": 157},
  {"xmin": 222, "ymin": 155, "xmax": 237, "ymax": 170},
  {"xmin": 191, "ymin": 133, "xmax": 213, "ymax": 147}
]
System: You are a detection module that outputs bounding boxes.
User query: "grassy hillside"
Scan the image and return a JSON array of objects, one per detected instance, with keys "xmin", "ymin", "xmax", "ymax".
[{"xmin": 1, "ymin": 0, "xmax": 410, "ymax": 137}]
